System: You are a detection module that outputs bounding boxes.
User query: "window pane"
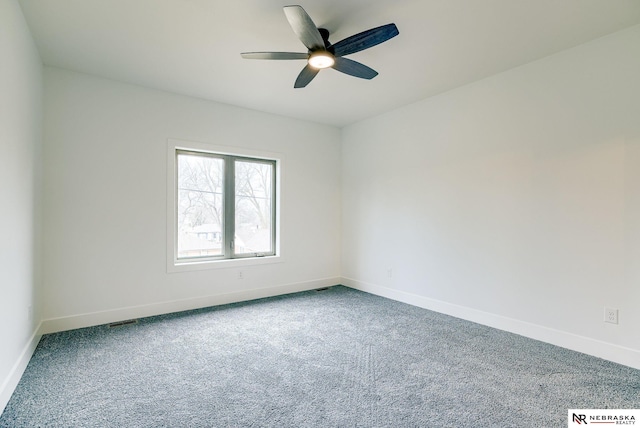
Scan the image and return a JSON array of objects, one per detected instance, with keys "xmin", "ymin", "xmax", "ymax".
[
  {"xmin": 234, "ymin": 160, "xmax": 273, "ymax": 254},
  {"xmin": 177, "ymin": 152, "xmax": 224, "ymax": 259}
]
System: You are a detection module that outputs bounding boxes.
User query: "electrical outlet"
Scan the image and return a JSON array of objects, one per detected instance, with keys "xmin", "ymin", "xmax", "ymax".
[
  {"xmin": 387, "ymin": 268, "xmax": 393, "ymax": 278},
  {"xmin": 237, "ymin": 270, "xmax": 244, "ymax": 280},
  {"xmin": 604, "ymin": 307, "xmax": 618, "ymax": 324}
]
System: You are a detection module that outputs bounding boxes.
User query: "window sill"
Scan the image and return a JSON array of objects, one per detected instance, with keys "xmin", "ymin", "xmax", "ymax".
[{"xmin": 167, "ymin": 255, "xmax": 284, "ymax": 273}]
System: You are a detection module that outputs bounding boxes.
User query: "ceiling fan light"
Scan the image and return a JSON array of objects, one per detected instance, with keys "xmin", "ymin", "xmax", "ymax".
[{"xmin": 308, "ymin": 51, "xmax": 335, "ymax": 69}]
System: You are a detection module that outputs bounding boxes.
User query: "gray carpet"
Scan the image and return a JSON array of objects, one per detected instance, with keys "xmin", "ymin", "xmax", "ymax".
[{"xmin": 1, "ymin": 286, "xmax": 638, "ymax": 427}]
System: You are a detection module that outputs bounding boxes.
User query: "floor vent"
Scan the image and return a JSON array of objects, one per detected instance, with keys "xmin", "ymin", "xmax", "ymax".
[
  {"xmin": 108, "ymin": 319, "xmax": 138, "ymax": 328},
  {"xmin": 315, "ymin": 287, "xmax": 330, "ymax": 292}
]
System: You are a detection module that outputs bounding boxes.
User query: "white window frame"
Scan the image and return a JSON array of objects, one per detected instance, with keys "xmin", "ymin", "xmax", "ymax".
[{"xmin": 167, "ymin": 139, "xmax": 283, "ymax": 273}]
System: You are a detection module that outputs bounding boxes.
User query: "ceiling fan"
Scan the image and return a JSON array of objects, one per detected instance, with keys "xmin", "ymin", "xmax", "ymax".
[{"xmin": 241, "ymin": 5, "xmax": 399, "ymax": 88}]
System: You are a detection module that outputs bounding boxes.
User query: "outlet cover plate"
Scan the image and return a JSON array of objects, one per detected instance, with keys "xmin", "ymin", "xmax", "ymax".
[{"xmin": 604, "ymin": 307, "xmax": 619, "ymax": 324}]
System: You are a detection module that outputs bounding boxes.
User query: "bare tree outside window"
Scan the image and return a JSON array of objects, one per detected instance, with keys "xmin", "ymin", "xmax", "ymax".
[
  {"xmin": 177, "ymin": 153, "xmax": 224, "ymax": 259},
  {"xmin": 175, "ymin": 150, "xmax": 276, "ymax": 261},
  {"xmin": 235, "ymin": 160, "xmax": 273, "ymax": 254}
]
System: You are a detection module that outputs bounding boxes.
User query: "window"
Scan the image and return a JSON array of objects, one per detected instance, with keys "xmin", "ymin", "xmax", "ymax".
[{"xmin": 168, "ymin": 141, "xmax": 280, "ymax": 271}]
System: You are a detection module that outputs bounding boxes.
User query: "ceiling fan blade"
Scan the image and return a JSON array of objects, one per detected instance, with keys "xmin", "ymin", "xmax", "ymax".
[
  {"xmin": 241, "ymin": 52, "xmax": 308, "ymax": 60},
  {"xmin": 284, "ymin": 5, "xmax": 325, "ymax": 51},
  {"xmin": 332, "ymin": 57, "xmax": 378, "ymax": 80},
  {"xmin": 332, "ymin": 23, "xmax": 399, "ymax": 57},
  {"xmin": 294, "ymin": 64, "xmax": 320, "ymax": 88}
]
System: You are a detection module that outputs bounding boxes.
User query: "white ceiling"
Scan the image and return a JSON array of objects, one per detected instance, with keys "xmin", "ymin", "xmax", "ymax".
[{"xmin": 19, "ymin": 0, "xmax": 640, "ymax": 127}]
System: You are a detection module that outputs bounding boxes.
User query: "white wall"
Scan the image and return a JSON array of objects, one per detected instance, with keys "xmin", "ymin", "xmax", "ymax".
[
  {"xmin": 342, "ymin": 25, "xmax": 640, "ymax": 368},
  {"xmin": 42, "ymin": 67, "xmax": 341, "ymax": 330},
  {"xmin": 0, "ymin": 0, "xmax": 43, "ymax": 412}
]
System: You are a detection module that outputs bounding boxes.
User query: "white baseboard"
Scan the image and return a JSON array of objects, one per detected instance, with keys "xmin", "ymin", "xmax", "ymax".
[
  {"xmin": 40, "ymin": 277, "xmax": 341, "ymax": 335},
  {"xmin": 0, "ymin": 323, "xmax": 42, "ymax": 416},
  {"xmin": 342, "ymin": 277, "xmax": 640, "ymax": 370}
]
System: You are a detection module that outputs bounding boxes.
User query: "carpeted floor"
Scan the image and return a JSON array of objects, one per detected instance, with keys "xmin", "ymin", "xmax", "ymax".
[{"xmin": 1, "ymin": 286, "xmax": 638, "ymax": 427}]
